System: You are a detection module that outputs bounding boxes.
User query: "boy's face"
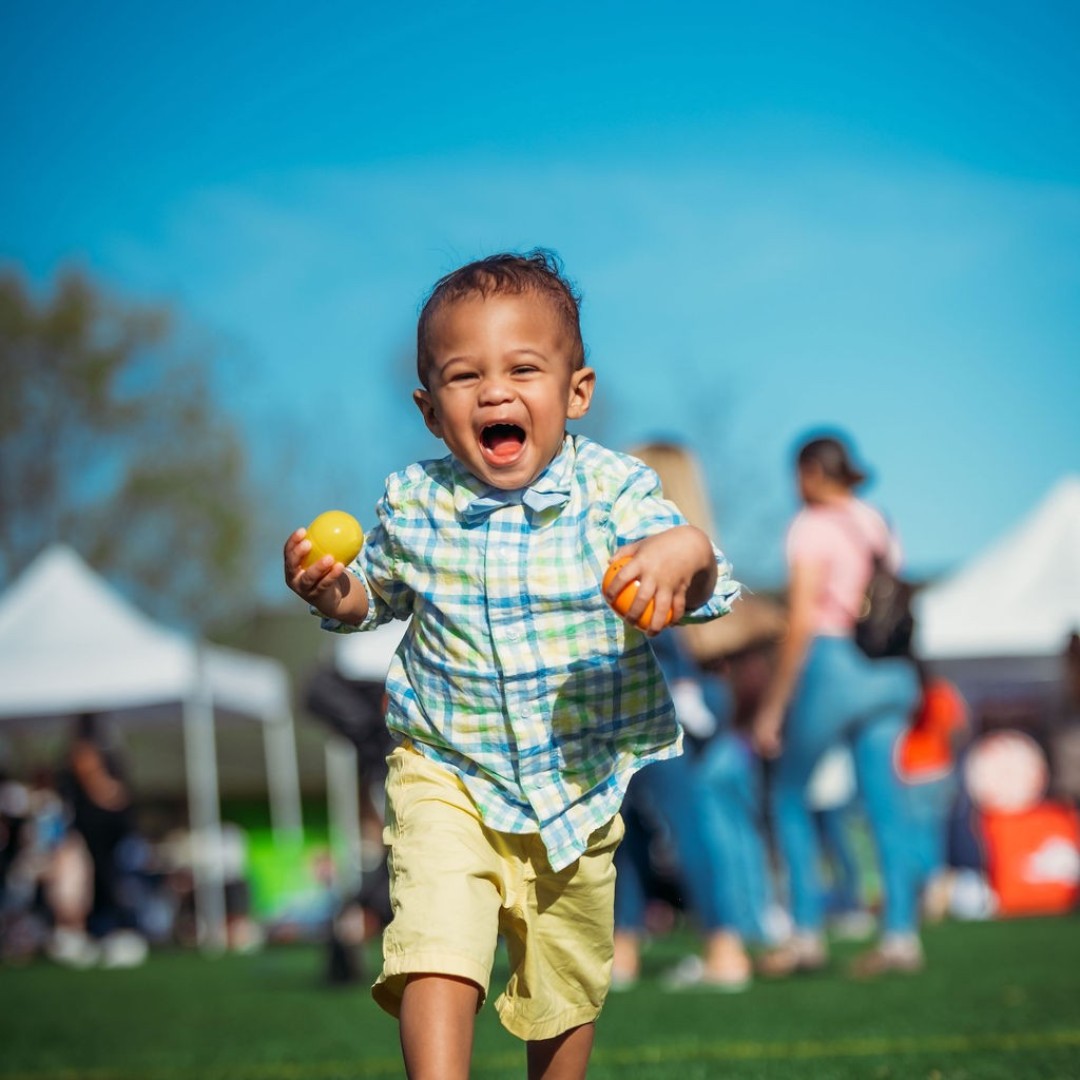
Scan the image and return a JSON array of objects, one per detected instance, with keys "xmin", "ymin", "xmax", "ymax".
[{"xmin": 414, "ymin": 291, "xmax": 595, "ymax": 490}]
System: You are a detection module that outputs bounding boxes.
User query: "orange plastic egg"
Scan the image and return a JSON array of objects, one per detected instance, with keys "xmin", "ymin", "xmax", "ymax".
[{"xmin": 602, "ymin": 555, "xmax": 674, "ymax": 630}]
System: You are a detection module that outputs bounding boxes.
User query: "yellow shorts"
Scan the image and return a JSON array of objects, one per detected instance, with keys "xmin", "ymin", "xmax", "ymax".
[{"xmin": 373, "ymin": 746, "xmax": 624, "ymax": 1042}]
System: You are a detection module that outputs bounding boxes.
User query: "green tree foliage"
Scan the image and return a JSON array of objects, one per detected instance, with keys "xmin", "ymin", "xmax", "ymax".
[{"xmin": 0, "ymin": 267, "xmax": 254, "ymax": 629}]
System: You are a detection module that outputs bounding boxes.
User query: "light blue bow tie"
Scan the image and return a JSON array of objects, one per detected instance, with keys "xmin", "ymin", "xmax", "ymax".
[{"xmin": 461, "ymin": 485, "xmax": 570, "ymax": 524}]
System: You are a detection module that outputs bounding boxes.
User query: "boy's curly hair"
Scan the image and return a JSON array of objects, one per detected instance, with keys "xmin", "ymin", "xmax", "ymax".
[{"xmin": 416, "ymin": 249, "xmax": 586, "ymax": 387}]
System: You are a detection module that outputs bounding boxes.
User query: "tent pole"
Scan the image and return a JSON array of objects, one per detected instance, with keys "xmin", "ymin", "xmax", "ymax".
[
  {"xmin": 325, "ymin": 736, "xmax": 363, "ymax": 896},
  {"xmin": 183, "ymin": 649, "xmax": 227, "ymax": 953},
  {"xmin": 263, "ymin": 708, "xmax": 304, "ymax": 843}
]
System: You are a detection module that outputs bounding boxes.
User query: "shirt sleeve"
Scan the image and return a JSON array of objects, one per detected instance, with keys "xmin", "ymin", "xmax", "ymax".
[
  {"xmin": 319, "ymin": 476, "xmax": 415, "ymax": 633},
  {"xmin": 607, "ymin": 458, "xmax": 740, "ymax": 622},
  {"xmin": 883, "ymin": 521, "xmax": 904, "ymax": 575},
  {"xmin": 786, "ymin": 510, "xmax": 834, "ymax": 569}
]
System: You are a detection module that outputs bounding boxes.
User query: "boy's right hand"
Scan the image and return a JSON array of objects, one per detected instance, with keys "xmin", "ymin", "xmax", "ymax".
[{"xmin": 284, "ymin": 528, "xmax": 365, "ymax": 624}]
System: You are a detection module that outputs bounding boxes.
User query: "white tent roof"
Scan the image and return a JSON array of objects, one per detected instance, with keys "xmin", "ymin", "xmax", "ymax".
[
  {"xmin": 0, "ymin": 545, "xmax": 303, "ymax": 951},
  {"xmin": 915, "ymin": 476, "xmax": 1080, "ymax": 659},
  {"xmin": 0, "ymin": 546, "xmax": 289, "ymax": 722},
  {"xmin": 334, "ymin": 617, "xmax": 408, "ymax": 681}
]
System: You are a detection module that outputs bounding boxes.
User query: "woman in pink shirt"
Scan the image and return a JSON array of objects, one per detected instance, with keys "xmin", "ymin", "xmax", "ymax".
[{"xmin": 753, "ymin": 433, "xmax": 921, "ymax": 978}]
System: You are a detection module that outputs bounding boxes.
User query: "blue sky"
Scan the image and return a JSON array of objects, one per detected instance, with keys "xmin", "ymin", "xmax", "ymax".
[{"xmin": 2, "ymin": 1, "xmax": 1078, "ymax": 593}]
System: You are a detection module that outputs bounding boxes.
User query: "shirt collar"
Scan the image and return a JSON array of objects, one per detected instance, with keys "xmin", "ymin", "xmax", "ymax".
[{"xmin": 453, "ymin": 434, "xmax": 576, "ymax": 524}]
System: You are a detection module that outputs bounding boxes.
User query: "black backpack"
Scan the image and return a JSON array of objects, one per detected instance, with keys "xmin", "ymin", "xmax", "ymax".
[{"xmin": 839, "ymin": 510, "xmax": 915, "ymax": 660}]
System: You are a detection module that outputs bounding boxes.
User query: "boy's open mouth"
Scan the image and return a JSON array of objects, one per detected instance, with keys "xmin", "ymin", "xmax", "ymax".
[{"xmin": 480, "ymin": 423, "xmax": 526, "ymax": 464}]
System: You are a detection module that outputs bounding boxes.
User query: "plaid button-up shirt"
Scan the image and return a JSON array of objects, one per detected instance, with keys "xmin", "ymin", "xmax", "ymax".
[{"xmin": 330, "ymin": 435, "xmax": 740, "ymax": 870}]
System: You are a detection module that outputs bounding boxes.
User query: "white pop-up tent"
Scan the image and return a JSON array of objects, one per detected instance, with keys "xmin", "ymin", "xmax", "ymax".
[
  {"xmin": 0, "ymin": 545, "xmax": 303, "ymax": 951},
  {"xmin": 915, "ymin": 476, "xmax": 1080, "ymax": 660},
  {"xmin": 914, "ymin": 476, "xmax": 1080, "ymax": 727}
]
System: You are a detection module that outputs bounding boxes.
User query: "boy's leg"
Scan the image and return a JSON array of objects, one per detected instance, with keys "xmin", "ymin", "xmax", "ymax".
[
  {"xmin": 375, "ymin": 750, "xmax": 506, "ymax": 1074},
  {"xmin": 496, "ymin": 817, "xmax": 622, "ymax": 1073},
  {"xmin": 526, "ymin": 1023, "xmax": 595, "ymax": 1080},
  {"xmin": 400, "ymin": 973, "xmax": 480, "ymax": 1080}
]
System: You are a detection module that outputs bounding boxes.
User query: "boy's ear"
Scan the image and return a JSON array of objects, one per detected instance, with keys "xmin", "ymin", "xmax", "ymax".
[
  {"xmin": 566, "ymin": 366, "xmax": 596, "ymax": 421},
  {"xmin": 413, "ymin": 389, "xmax": 443, "ymax": 438}
]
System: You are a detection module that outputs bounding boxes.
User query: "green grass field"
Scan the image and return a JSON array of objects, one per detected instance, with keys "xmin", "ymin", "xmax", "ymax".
[{"xmin": 2, "ymin": 917, "xmax": 1078, "ymax": 1079}]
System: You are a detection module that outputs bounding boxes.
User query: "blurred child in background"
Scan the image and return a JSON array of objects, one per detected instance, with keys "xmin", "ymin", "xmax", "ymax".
[{"xmin": 896, "ymin": 665, "xmax": 970, "ymax": 920}]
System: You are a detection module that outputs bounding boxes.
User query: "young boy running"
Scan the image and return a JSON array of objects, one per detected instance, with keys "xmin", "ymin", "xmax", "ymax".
[{"xmin": 285, "ymin": 250, "xmax": 739, "ymax": 1080}]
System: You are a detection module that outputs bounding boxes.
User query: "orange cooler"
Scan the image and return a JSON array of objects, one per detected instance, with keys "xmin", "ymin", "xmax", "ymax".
[{"xmin": 981, "ymin": 802, "xmax": 1080, "ymax": 917}]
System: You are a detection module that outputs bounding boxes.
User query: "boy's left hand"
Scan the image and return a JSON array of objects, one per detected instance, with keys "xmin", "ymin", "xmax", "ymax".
[{"xmin": 603, "ymin": 525, "xmax": 717, "ymax": 635}]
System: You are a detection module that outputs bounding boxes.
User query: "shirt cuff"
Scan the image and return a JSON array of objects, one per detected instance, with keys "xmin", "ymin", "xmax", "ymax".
[
  {"xmin": 308, "ymin": 566, "xmax": 376, "ymax": 634},
  {"xmin": 681, "ymin": 547, "xmax": 741, "ymax": 622}
]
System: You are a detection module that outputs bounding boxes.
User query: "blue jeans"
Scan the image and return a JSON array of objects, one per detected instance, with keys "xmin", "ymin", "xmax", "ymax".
[
  {"xmin": 772, "ymin": 636, "xmax": 919, "ymax": 936},
  {"xmin": 615, "ymin": 752, "xmax": 731, "ymax": 933},
  {"xmin": 816, "ymin": 802, "xmax": 865, "ymax": 915},
  {"xmin": 902, "ymin": 773, "xmax": 958, "ymax": 886},
  {"xmin": 696, "ymin": 731, "xmax": 775, "ymax": 943}
]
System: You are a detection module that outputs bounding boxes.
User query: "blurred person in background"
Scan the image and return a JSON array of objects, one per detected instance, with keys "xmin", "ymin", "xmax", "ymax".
[
  {"xmin": 0, "ymin": 774, "xmax": 42, "ymax": 961},
  {"xmin": 1067, "ymin": 633, "xmax": 1080, "ymax": 721},
  {"xmin": 53, "ymin": 714, "xmax": 148, "ymax": 968},
  {"xmin": 304, "ymin": 631, "xmax": 399, "ymax": 919},
  {"xmin": 895, "ymin": 664, "xmax": 971, "ymax": 921},
  {"xmin": 1048, "ymin": 633, "xmax": 1080, "ymax": 811},
  {"xmin": 642, "ymin": 445, "xmax": 786, "ymax": 952},
  {"xmin": 810, "ymin": 749, "xmax": 878, "ymax": 941},
  {"xmin": 692, "ymin": 614, "xmax": 787, "ymax": 951},
  {"xmin": 305, "ymin": 636, "xmax": 400, "ymax": 983},
  {"xmin": 612, "ymin": 626, "xmax": 751, "ymax": 990},
  {"xmin": 0, "ymin": 769, "xmax": 70, "ymax": 963},
  {"xmin": 752, "ymin": 433, "xmax": 922, "ymax": 978},
  {"xmin": 612, "ymin": 442, "xmax": 754, "ymax": 990}
]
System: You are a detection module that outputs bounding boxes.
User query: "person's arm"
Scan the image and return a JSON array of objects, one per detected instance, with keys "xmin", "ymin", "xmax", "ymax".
[
  {"xmin": 751, "ymin": 557, "xmax": 823, "ymax": 758},
  {"xmin": 603, "ymin": 524, "xmax": 718, "ymax": 634},
  {"xmin": 284, "ymin": 528, "xmax": 370, "ymax": 626},
  {"xmin": 73, "ymin": 744, "xmax": 131, "ymax": 812}
]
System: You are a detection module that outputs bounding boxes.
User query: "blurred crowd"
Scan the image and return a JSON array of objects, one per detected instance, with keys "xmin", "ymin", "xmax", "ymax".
[
  {"xmin": 603, "ymin": 436, "xmax": 974, "ymax": 988},
  {"xmin": 3, "ymin": 431, "xmax": 1075, "ymax": 988},
  {"xmin": 318, "ymin": 433, "xmax": 997, "ymax": 991},
  {"xmin": 0, "ymin": 714, "xmax": 260, "ymax": 968}
]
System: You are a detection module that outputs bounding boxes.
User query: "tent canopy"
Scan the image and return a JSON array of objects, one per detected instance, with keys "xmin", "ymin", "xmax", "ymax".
[
  {"xmin": 915, "ymin": 476, "xmax": 1080, "ymax": 660},
  {"xmin": 0, "ymin": 545, "xmax": 290, "ymax": 723},
  {"xmin": 0, "ymin": 545, "xmax": 302, "ymax": 951}
]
